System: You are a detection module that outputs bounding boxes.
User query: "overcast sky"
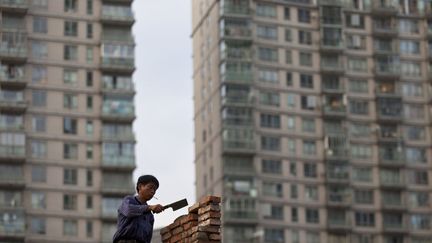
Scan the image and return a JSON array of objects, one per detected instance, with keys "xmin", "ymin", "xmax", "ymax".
[{"xmin": 131, "ymin": 1, "xmax": 195, "ymax": 228}]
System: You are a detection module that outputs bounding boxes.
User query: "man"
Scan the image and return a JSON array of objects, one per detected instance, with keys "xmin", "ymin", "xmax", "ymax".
[{"xmin": 113, "ymin": 175, "xmax": 164, "ymax": 243}]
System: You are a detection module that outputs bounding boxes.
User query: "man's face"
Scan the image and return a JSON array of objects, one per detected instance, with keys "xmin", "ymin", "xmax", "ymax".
[{"xmin": 138, "ymin": 182, "xmax": 158, "ymax": 201}]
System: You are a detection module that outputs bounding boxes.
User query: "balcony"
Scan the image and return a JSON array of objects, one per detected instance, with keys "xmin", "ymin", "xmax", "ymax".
[
  {"xmin": 221, "ymin": 25, "xmax": 252, "ymax": 40},
  {"xmin": 0, "ymin": 145, "xmax": 25, "ymax": 162},
  {"xmin": 221, "ymin": 71, "xmax": 253, "ymax": 84},
  {"xmin": 372, "ymin": 24, "xmax": 398, "ymax": 37},
  {"xmin": 327, "ymin": 193, "xmax": 351, "ymax": 207},
  {"xmin": 380, "ymin": 177, "xmax": 405, "ymax": 189},
  {"xmin": 327, "ymin": 217, "xmax": 351, "ymax": 231},
  {"xmin": 101, "ymin": 5, "xmax": 134, "ymax": 26},
  {"xmin": 102, "ymin": 131, "xmax": 135, "ymax": 141},
  {"xmin": 374, "ymin": 45, "xmax": 399, "ymax": 56},
  {"xmin": 0, "ymin": 93, "xmax": 27, "ymax": 113},
  {"xmin": 323, "ymin": 105, "xmax": 346, "ymax": 117},
  {"xmin": 222, "ymin": 94, "xmax": 253, "ymax": 107},
  {"xmin": 221, "ymin": 47, "xmax": 252, "ymax": 62},
  {"xmin": 320, "ymin": 39, "xmax": 344, "ymax": 52},
  {"xmin": 319, "ymin": 0, "xmax": 343, "ymax": 6},
  {"xmin": 223, "ymin": 210, "xmax": 258, "ymax": 223},
  {"xmin": 321, "ymin": 61, "xmax": 344, "ymax": 74},
  {"xmin": 0, "ymin": 209, "xmax": 25, "ymax": 238},
  {"xmin": 381, "ymin": 200, "xmax": 406, "ymax": 211},
  {"xmin": 100, "ymin": 57, "xmax": 134, "ymax": 72},
  {"xmin": 101, "ymin": 156, "xmax": 135, "ymax": 171},
  {"xmin": 382, "ymin": 218, "xmax": 407, "ymax": 233},
  {"xmin": 0, "ymin": 0, "xmax": 28, "ymax": 13},
  {"xmin": 101, "ymin": 180, "xmax": 134, "ymax": 195},
  {"xmin": 221, "ymin": 1, "xmax": 250, "ymax": 16},
  {"xmin": 376, "ymin": 109, "xmax": 402, "ymax": 122},
  {"xmin": 371, "ymin": 2, "xmax": 398, "ymax": 15},
  {"xmin": 375, "ymin": 85, "xmax": 401, "ymax": 98},
  {"xmin": 223, "ymin": 164, "xmax": 255, "ymax": 176},
  {"xmin": 0, "ymin": 66, "xmax": 26, "ymax": 88},
  {"xmin": 0, "ymin": 30, "xmax": 27, "ymax": 61},
  {"xmin": 0, "ymin": 173, "xmax": 24, "ymax": 188},
  {"xmin": 374, "ymin": 65, "xmax": 400, "ymax": 79},
  {"xmin": 101, "ymin": 102, "xmax": 135, "ymax": 122},
  {"xmin": 379, "ymin": 150, "xmax": 404, "ymax": 167}
]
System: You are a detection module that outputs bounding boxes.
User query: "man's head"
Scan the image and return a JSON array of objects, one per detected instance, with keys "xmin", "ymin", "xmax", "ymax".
[{"xmin": 136, "ymin": 175, "xmax": 159, "ymax": 201}]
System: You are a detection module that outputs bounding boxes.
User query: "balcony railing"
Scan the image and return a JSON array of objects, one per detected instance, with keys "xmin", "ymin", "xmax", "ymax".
[
  {"xmin": 221, "ymin": 48, "xmax": 252, "ymax": 61},
  {"xmin": 0, "ymin": 66, "xmax": 26, "ymax": 85},
  {"xmin": 221, "ymin": 2, "xmax": 249, "ymax": 15},
  {"xmin": 321, "ymin": 61, "xmax": 344, "ymax": 73},
  {"xmin": 0, "ymin": 122, "xmax": 24, "ymax": 131},
  {"xmin": 221, "ymin": 71, "xmax": 253, "ymax": 83},
  {"xmin": 0, "ymin": 0, "xmax": 28, "ymax": 12},
  {"xmin": 101, "ymin": 6, "xmax": 134, "ymax": 24},
  {"xmin": 323, "ymin": 105, "xmax": 346, "ymax": 116},
  {"xmin": 0, "ymin": 209, "xmax": 24, "ymax": 236},
  {"xmin": 379, "ymin": 150, "xmax": 404, "ymax": 166},
  {"xmin": 102, "ymin": 102, "xmax": 134, "ymax": 117},
  {"xmin": 102, "ymin": 156, "xmax": 135, "ymax": 169},
  {"xmin": 0, "ymin": 145, "xmax": 25, "ymax": 159},
  {"xmin": 102, "ymin": 131, "xmax": 135, "ymax": 141},
  {"xmin": 372, "ymin": 24, "xmax": 398, "ymax": 36},
  {"xmin": 380, "ymin": 176, "xmax": 405, "ymax": 188},
  {"xmin": 371, "ymin": 1, "xmax": 398, "ymax": 15},
  {"xmin": 374, "ymin": 65, "xmax": 401, "ymax": 77},
  {"xmin": 221, "ymin": 26, "xmax": 252, "ymax": 39},
  {"xmin": 101, "ymin": 57, "xmax": 134, "ymax": 71},
  {"xmin": 0, "ymin": 31, "xmax": 27, "ymax": 59}
]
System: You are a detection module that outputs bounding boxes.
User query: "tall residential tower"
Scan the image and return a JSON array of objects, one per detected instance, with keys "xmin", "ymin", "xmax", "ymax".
[
  {"xmin": 192, "ymin": 0, "xmax": 432, "ymax": 242},
  {"xmin": 0, "ymin": 0, "xmax": 135, "ymax": 242}
]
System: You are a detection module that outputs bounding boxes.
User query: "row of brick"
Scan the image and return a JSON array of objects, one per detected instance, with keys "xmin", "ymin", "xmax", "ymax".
[{"xmin": 160, "ymin": 196, "xmax": 222, "ymax": 243}]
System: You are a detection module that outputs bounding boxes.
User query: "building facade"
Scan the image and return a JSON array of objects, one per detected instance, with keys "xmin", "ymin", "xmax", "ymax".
[
  {"xmin": 192, "ymin": 0, "xmax": 432, "ymax": 242},
  {"xmin": 0, "ymin": 0, "xmax": 135, "ymax": 242}
]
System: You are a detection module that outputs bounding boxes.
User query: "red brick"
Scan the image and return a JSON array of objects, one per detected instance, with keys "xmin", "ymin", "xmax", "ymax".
[
  {"xmin": 181, "ymin": 213, "xmax": 198, "ymax": 224},
  {"xmin": 191, "ymin": 232, "xmax": 209, "ymax": 241},
  {"xmin": 199, "ymin": 218, "xmax": 221, "ymax": 227},
  {"xmin": 162, "ymin": 231, "xmax": 172, "ymax": 241},
  {"xmin": 161, "ymin": 226, "xmax": 171, "ymax": 235},
  {"xmin": 198, "ymin": 204, "xmax": 221, "ymax": 215},
  {"xmin": 209, "ymin": 234, "xmax": 221, "ymax": 240},
  {"xmin": 169, "ymin": 233, "xmax": 182, "ymax": 243},
  {"xmin": 188, "ymin": 202, "xmax": 200, "ymax": 213},
  {"xmin": 197, "ymin": 226, "xmax": 220, "ymax": 233},
  {"xmin": 172, "ymin": 226, "xmax": 183, "ymax": 235},
  {"xmin": 198, "ymin": 211, "xmax": 221, "ymax": 222},
  {"xmin": 199, "ymin": 196, "xmax": 221, "ymax": 206}
]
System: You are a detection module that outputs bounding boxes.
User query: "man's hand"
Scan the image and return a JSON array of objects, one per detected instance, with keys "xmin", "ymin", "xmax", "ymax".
[{"xmin": 149, "ymin": 204, "xmax": 164, "ymax": 214}]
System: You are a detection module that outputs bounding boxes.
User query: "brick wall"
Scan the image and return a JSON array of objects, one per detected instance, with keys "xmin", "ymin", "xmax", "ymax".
[{"xmin": 160, "ymin": 196, "xmax": 222, "ymax": 243}]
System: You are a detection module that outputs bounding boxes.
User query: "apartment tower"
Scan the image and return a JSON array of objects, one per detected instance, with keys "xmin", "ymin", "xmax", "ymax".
[
  {"xmin": 0, "ymin": 0, "xmax": 135, "ymax": 242},
  {"xmin": 192, "ymin": 0, "xmax": 432, "ymax": 242}
]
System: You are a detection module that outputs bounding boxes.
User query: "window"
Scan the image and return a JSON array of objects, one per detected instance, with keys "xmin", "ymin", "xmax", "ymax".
[
  {"xmin": 257, "ymin": 25, "xmax": 277, "ymax": 40},
  {"xmin": 410, "ymin": 214, "xmax": 430, "ymax": 230},
  {"xmin": 63, "ymin": 219, "xmax": 78, "ymax": 236},
  {"xmin": 262, "ymin": 159, "xmax": 282, "ymax": 174},
  {"xmin": 32, "ymin": 41, "xmax": 47, "ymax": 59},
  {"xmin": 348, "ymin": 57, "xmax": 367, "ymax": 72},
  {"xmin": 305, "ymin": 185, "xmax": 318, "ymax": 201},
  {"xmin": 258, "ymin": 69, "xmax": 279, "ymax": 83},
  {"xmin": 86, "ymin": 71, "xmax": 93, "ymax": 87},
  {"xmin": 261, "ymin": 136, "xmax": 280, "ymax": 151},
  {"xmin": 350, "ymin": 123, "xmax": 370, "ymax": 137},
  {"xmin": 304, "ymin": 163, "xmax": 317, "ymax": 178},
  {"xmin": 64, "ymin": 69, "xmax": 78, "ymax": 85},
  {"xmin": 306, "ymin": 232, "xmax": 319, "ymax": 243},
  {"xmin": 86, "ymin": 144, "xmax": 93, "ymax": 159},
  {"xmin": 31, "ymin": 192, "xmax": 46, "ymax": 209},
  {"xmin": 287, "ymin": 94, "xmax": 295, "ymax": 108},
  {"xmin": 260, "ymin": 92, "xmax": 280, "ymax": 106},
  {"xmin": 408, "ymin": 170, "xmax": 428, "ymax": 185},
  {"xmin": 86, "ymin": 195, "xmax": 93, "ymax": 209},
  {"xmin": 32, "ymin": 66, "xmax": 47, "ymax": 83},
  {"xmin": 284, "ymin": 7, "xmax": 290, "ymax": 20},
  {"xmin": 32, "ymin": 116, "xmax": 46, "ymax": 132},
  {"xmin": 64, "ymin": 21, "xmax": 78, "ymax": 36},
  {"xmin": 300, "ymin": 74, "xmax": 313, "ymax": 88},
  {"xmin": 349, "ymin": 100, "xmax": 369, "ymax": 115},
  {"xmin": 64, "ymin": 0, "xmax": 77, "ymax": 12},
  {"xmin": 64, "ymin": 168, "xmax": 77, "ymax": 185},
  {"xmin": 287, "ymin": 116, "xmax": 295, "ymax": 130},
  {"xmin": 258, "ymin": 47, "xmax": 278, "ymax": 62},
  {"xmin": 408, "ymin": 192, "xmax": 429, "ymax": 207},
  {"xmin": 399, "ymin": 19, "xmax": 419, "ymax": 34},
  {"xmin": 302, "ymin": 118, "xmax": 315, "ymax": 132},
  {"xmin": 86, "ymin": 96, "xmax": 93, "ymax": 110},
  {"xmin": 63, "ymin": 94, "xmax": 78, "ymax": 109},
  {"xmin": 401, "ymin": 61, "xmax": 421, "ymax": 77},
  {"xmin": 86, "ymin": 170, "xmax": 93, "ymax": 186},
  {"xmin": 400, "ymin": 40, "xmax": 420, "ymax": 54},
  {"xmin": 260, "ymin": 114, "xmax": 280, "ymax": 128},
  {"xmin": 32, "ymin": 0, "xmax": 48, "ymax": 8},
  {"xmin": 285, "ymin": 28, "xmax": 292, "ymax": 42},
  {"xmin": 290, "ymin": 161, "xmax": 296, "ymax": 176},
  {"xmin": 263, "ymin": 182, "xmax": 283, "ymax": 198},
  {"xmin": 354, "ymin": 190, "xmax": 374, "ymax": 204},
  {"xmin": 299, "ymin": 52, "xmax": 312, "ymax": 66},
  {"xmin": 287, "ymin": 139, "xmax": 296, "ymax": 153},
  {"xmin": 405, "ymin": 127, "xmax": 426, "ymax": 141},
  {"xmin": 86, "ymin": 0, "xmax": 93, "ymax": 15},
  {"xmin": 291, "ymin": 207, "xmax": 298, "ymax": 222},
  {"xmin": 31, "ymin": 218, "xmax": 46, "ymax": 234},
  {"xmin": 303, "ymin": 140, "xmax": 316, "ymax": 155},
  {"xmin": 290, "ymin": 184, "xmax": 298, "ymax": 199},
  {"xmin": 64, "ymin": 45, "xmax": 78, "ymax": 61},
  {"xmin": 63, "ymin": 143, "xmax": 78, "ymax": 159},
  {"xmin": 86, "ymin": 221, "xmax": 93, "ymax": 237},
  {"xmin": 351, "ymin": 144, "xmax": 372, "ymax": 159},
  {"xmin": 349, "ymin": 79, "xmax": 368, "ymax": 93},
  {"xmin": 298, "ymin": 9, "xmax": 310, "ymax": 23},
  {"xmin": 301, "ymin": 95, "xmax": 317, "ymax": 110},
  {"xmin": 86, "ymin": 121, "xmax": 93, "ymax": 136},
  {"xmin": 285, "ymin": 50, "xmax": 292, "ymax": 64},
  {"xmin": 31, "ymin": 140, "xmax": 46, "ymax": 158},
  {"xmin": 286, "ymin": 72, "xmax": 292, "ymax": 86},
  {"xmin": 63, "ymin": 117, "xmax": 77, "ymax": 134},
  {"xmin": 402, "ymin": 83, "xmax": 423, "ymax": 97},
  {"xmin": 346, "ymin": 34, "xmax": 366, "ymax": 50},
  {"xmin": 86, "ymin": 23, "xmax": 93, "ymax": 38},
  {"xmin": 33, "ymin": 17, "xmax": 47, "ymax": 33},
  {"xmin": 306, "ymin": 209, "xmax": 319, "ymax": 223},
  {"xmin": 355, "ymin": 212, "xmax": 375, "ymax": 227},
  {"xmin": 32, "ymin": 166, "xmax": 46, "ymax": 183},
  {"xmin": 63, "ymin": 194, "xmax": 77, "ymax": 210},
  {"xmin": 262, "ymin": 204, "xmax": 284, "ymax": 220},
  {"xmin": 346, "ymin": 13, "xmax": 364, "ymax": 28},
  {"xmin": 256, "ymin": 4, "xmax": 276, "ymax": 18},
  {"xmin": 298, "ymin": 30, "xmax": 312, "ymax": 45},
  {"xmin": 86, "ymin": 46, "xmax": 93, "ymax": 63},
  {"xmin": 264, "ymin": 228, "xmax": 284, "ymax": 242}
]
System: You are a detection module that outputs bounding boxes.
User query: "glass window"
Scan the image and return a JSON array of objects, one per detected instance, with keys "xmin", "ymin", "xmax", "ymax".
[
  {"xmin": 64, "ymin": 45, "xmax": 78, "ymax": 61},
  {"xmin": 261, "ymin": 136, "xmax": 280, "ymax": 151},
  {"xmin": 31, "ymin": 166, "xmax": 46, "ymax": 183},
  {"xmin": 262, "ymin": 159, "xmax": 282, "ymax": 174},
  {"xmin": 64, "ymin": 168, "xmax": 77, "ymax": 185},
  {"xmin": 33, "ymin": 17, "xmax": 47, "ymax": 33},
  {"xmin": 256, "ymin": 4, "xmax": 276, "ymax": 18},
  {"xmin": 304, "ymin": 163, "xmax": 317, "ymax": 178},
  {"xmin": 260, "ymin": 114, "xmax": 280, "ymax": 129},
  {"xmin": 31, "ymin": 140, "xmax": 46, "ymax": 158},
  {"xmin": 63, "ymin": 219, "xmax": 78, "ymax": 236},
  {"xmin": 32, "ymin": 116, "xmax": 46, "ymax": 132},
  {"xmin": 299, "ymin": 52, "xmax": 312, "ymax": 66},
  {"xmin": 257, "ymin": 25, "xmax": 277, "ymax": 40},
  {"xmin": 31, "ymin": 192, "xmax": 46, "ymax": 209},
  {"xmin": 63, "ymin": 117, "xmax": 77, "ymax": 134},
  {"xmin": 86, "ymin": 0, "xmax": 93, "ymax": 15},
  {"xmin": 64, "ymin": 21, "xmax": 78, "ymax": 36},
  {"xmin": 355, "ymin": 211, "xmax": 375, "ymax": 227},
  {"xmin": 306, "ymin": 209, "xmax": 319, "ymax": 223},
  {"xmin": 63, "ymin": 69, "xmax": 78, "ymax": 85},
  {"xmin": 64, "ymin": 0, "xmax": 77, "ymax": 12},
  {"xmin": 32, "ymin": 41, "xmax": 47, "ymax": 59},
  {"xmin": 63, "ymin": 143, "xmax": 78, "ymax": 159},
  {"xmin": 31, "ymin": 218, "xmax": 46, "ymax": 234},
  {"xmin": 258, "ymin": 47, "xmax": 278, "ymax": 62},
  {"xmin": 63, "ymin": 194, "xmax": 77, "ymax": 210},
  {"xmin": 260, "ymin": 91, "xmax": 280, "ymax": 106},
  {"xmin": 298, "ymin": 9, "xmax": 310, "ymax": 23}
]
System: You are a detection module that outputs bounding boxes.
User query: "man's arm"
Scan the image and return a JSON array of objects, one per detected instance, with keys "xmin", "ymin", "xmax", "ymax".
[{"xmin": 118, "ymin": 197, "xmax": 150, "ymax": 218}]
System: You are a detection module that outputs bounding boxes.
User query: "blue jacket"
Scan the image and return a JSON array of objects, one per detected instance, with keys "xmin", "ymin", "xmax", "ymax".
[{"xmin": 113, "ymin": 195, "xmax": 154, "ymax": 243}]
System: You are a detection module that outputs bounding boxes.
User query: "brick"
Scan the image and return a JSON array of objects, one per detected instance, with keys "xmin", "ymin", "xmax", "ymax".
[
  {"xmin": 191, "ymin": 232, "xmax": 209, "ymax": 241},
  {"xmin": 209, "ymin": 234, "xmax": 221, "ymax": 240},
  {"xmin": 172, "ymin": 226, "xmax": 183, "ymax": 235},
  {"xmin": 161, "ymin": 226, "xmax": 171, "ymax": 235},
  {"xmin": 174, "ymin": 215, "xmax": 188, "ymax": 225},
  {"xmin": 169, "ymin": 233, "xmax": 182, "ymax": 243},
  {"xmin": 199, "ymin": 218, "xmax": 221, "ymax": 227},
  {"xmin": 188, "ymin": 202, "xmax": 200, "ymax": 213},
  {"xmin": 197, "ymin": 226, "xmax": 220, "ymax": 233},
  {"xmin": 198, "ymin": 211, "xmax": 221, "ymax": 222},
  {"xmin": 168, "ymin": 220, "xmax": 181, "ymax": 230},
  {"xmin": 181, "ymin": 213, "xmax": 198, "ymax": 224},
  {"xmin": 198, "ymin": 204, "xmax": 221, "ymax": 215},
  {"xmin": 183, "ymin": 220, "xmax": 198, "ymax": 230},
  {"xmin": 199, "ymin": 196, "xmax": 221, "ymax": 206},
  {"xmin": 162, "ymin": 231, "xmax": 172, "ymax": 241}
]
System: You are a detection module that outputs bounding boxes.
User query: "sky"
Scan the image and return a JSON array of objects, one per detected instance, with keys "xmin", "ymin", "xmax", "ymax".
[{"xmin": 131, "ymin": 1, "xmax": 195, "ymax": 228}]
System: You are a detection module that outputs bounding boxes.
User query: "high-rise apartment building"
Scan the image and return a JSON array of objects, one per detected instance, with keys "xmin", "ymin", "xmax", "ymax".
[
  {"xmin": 0, "ymin": 0, "xmax": 135, "ymax": 242},
  {"xmin": 192, "ymin": 0, "xmax": 432, "ymax": 242}
]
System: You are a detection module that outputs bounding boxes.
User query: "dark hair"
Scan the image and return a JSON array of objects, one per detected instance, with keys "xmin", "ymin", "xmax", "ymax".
[{"xmin": 136, "ymin": 175, "xmax": 159, "ymax": 192}]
